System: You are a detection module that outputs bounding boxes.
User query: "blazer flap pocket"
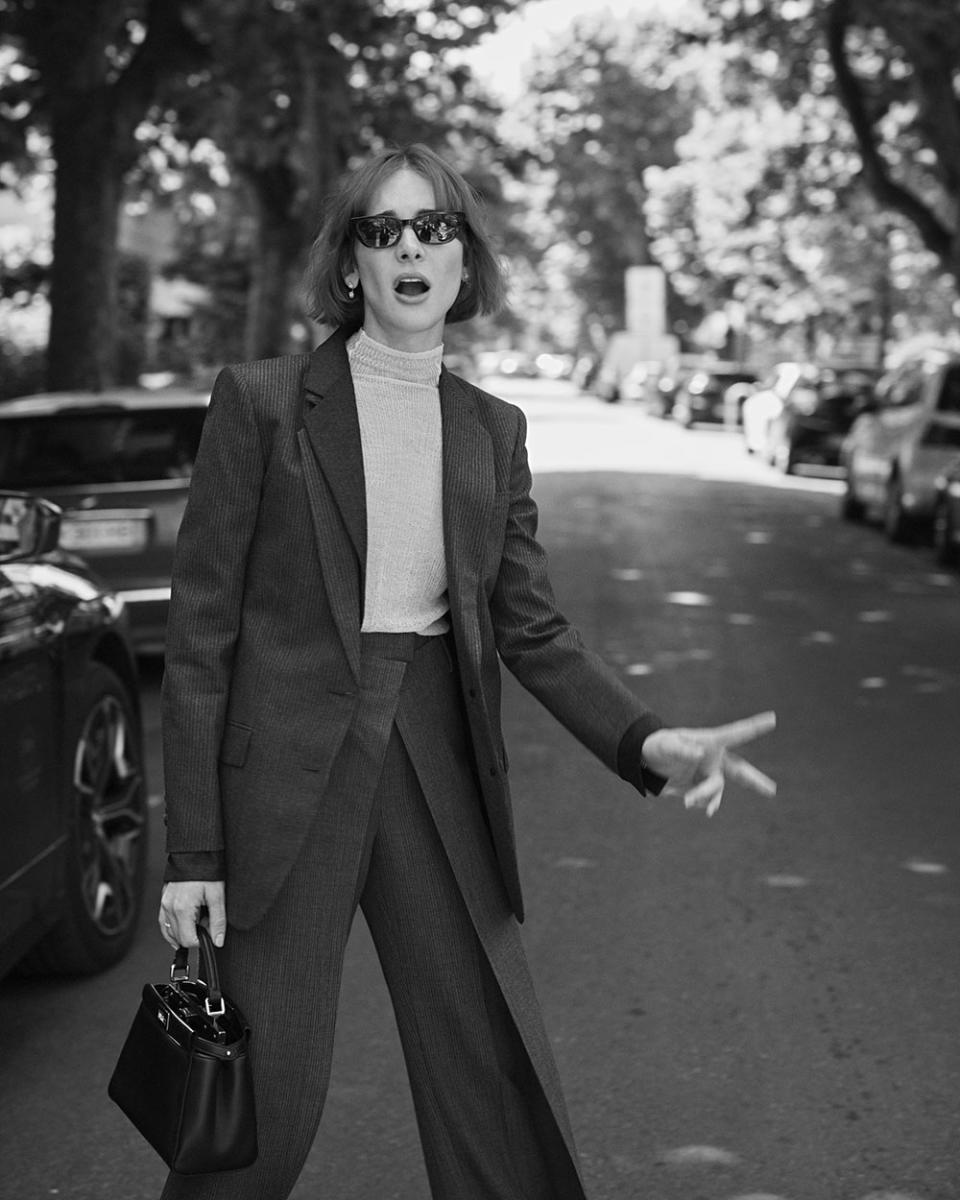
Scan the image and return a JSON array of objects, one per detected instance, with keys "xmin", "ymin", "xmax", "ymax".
[{"xmin": 219, "ymin": 721, "xmax": 252, "ymax": 767}]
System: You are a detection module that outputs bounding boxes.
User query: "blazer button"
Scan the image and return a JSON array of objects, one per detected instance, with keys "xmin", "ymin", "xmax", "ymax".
[
  {"xmin": 468, "ymin": 688, "xmax": 478, "ymax": 699},
  {"xmin": 489, "ymin": 766, "xmax": 497, "ymax": 777}
]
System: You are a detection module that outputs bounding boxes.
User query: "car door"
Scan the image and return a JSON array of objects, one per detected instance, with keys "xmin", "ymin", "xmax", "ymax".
[
  {"xmin": 853, "ymin": 363, "xmax": 924, "ymax": 505},
  {"xmin": 908, "ymin": 362, "xmax": 960, "ymax": 512},
  {"xmin": 0, "ymin": 564, "xmax": 63, "ymax": 945}
]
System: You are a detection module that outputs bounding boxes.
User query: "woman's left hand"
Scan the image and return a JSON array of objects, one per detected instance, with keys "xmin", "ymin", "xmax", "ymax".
[{"xmin": 641, "ymin": 710, "xmax": 777, "ymax": 816}]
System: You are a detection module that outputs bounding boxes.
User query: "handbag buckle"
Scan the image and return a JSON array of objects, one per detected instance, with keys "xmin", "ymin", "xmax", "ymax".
[
  {"xmin": 205, "ymin": 996, "xmax": 226, "ymax": 1018},
  {"xmin": 170, "ymin": 945, "xmax": 190, "ymax": 984}
]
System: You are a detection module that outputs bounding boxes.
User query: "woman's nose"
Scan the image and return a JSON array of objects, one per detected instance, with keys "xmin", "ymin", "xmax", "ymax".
[{"xmin": 396, "ymin": 227, "xmax": 423, "ymax": 259}]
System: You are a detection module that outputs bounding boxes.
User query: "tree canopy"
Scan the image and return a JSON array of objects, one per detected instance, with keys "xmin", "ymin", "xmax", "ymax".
[
  {"xmin": 0, "ymin": 0, "xmax": 524, "ymax": 388},
  {"xmin": 2, "ymin": 0, "xmax": 958, "ymax": 391}
]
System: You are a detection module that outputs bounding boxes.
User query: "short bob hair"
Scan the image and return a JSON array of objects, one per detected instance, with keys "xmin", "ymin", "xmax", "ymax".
[{"xmin": 305, "ymin": 143, "xmax": 506, "ymax": 333}]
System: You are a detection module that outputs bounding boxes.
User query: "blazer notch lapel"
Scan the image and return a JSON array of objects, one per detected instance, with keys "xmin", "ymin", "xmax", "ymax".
[{"xmin": 301, "ymin": 333, "xmax": 367, "ymax": 570}]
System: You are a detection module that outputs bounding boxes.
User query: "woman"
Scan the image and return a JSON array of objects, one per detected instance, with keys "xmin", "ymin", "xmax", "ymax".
[{"xmin": 158, "ymin": 143, "xmax": 776, "ymax": 1200}]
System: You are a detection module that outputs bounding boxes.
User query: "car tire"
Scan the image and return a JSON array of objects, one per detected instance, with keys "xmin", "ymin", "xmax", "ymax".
[
  {"xmin": 840, "ymin": 454, "xmax": 865, "ymax": 521},
  {"xmin": 774, "ymin": 437, "xmax": 797, "ymax": 475},
  {"xmin": 841, "ymin": 482, "xmax": 865, "ymax": 521},
  {"xmin": 933, "ymin": 496, "xmax": 957, "ymax": 566},
  {"xmin": 22, "ymin": 664, "xmax": 147, "ymax": 975},
  {"xmin": 883, "ymin": 473, "xmax": 913, "ymax": 544}
]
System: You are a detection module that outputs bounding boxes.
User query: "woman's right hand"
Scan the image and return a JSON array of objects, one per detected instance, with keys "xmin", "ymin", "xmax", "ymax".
[{"xmin": 159, "ymin": 880, "xmax": 227, "ymax": 949}]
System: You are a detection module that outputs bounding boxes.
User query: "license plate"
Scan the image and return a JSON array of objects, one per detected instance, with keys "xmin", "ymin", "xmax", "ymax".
[{"xmin": 60, "ymin": 517, "xmax": 149, "ymax": 554}]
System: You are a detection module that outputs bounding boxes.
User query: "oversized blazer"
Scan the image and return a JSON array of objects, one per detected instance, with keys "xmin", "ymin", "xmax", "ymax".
[{"xmin": 162, "ymin": 328, "xmax": 663, "ymax": 930}]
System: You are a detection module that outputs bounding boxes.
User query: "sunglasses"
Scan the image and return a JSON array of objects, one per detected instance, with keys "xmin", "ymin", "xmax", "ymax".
[{"xmin": 350, "ymin": 210, "xmax": 465, "ymax": 249}]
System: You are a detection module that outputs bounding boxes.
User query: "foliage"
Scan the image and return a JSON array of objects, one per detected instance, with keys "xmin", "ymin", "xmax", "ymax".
[
  {"xmin": 184, "ymin": 0, "xmax": 527, "ymax": 358},
  {"xmin": 0, "ymin": 0, "xmax": 207, "ymax": 388},
  {"xmin": 4, "ymin": 0, "xmax": 959, "ymax": 380},
  {"xmin": 694, "ymin": 0, "xmax": 960, "ymax": 290},
  {"xmin": 0, "ymin": 0, "xmax": 526, "ymax": 383},
  {"xmin": 514, "ymin": 18, "xmax": 700, "ymax": 347}
]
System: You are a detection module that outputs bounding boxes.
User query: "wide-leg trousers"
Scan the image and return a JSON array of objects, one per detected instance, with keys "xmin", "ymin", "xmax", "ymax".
[{"xmin": 160, "ymin": 633, "xmax": 588, "ymax": 1200}]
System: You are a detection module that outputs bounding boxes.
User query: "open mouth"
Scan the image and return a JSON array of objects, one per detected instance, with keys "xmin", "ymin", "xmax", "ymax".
[{"xmin": 395, "ymin": 277, "xmax": 430, "ymax": 297}]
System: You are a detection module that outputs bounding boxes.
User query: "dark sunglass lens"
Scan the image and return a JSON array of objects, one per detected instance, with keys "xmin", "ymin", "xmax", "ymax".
[
  {"xmin": 355, "ymin": 216, "xmax": 400, "ymax": 248},
  {"xmin": 415, "ymin": 213, "xmax": 460, "ymax": 244}
]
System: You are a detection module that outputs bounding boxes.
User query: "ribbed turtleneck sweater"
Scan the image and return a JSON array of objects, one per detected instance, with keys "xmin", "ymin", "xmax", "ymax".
[{"xmin": 348, "ymin": 329, "xmax": 449, "ymax": 635}]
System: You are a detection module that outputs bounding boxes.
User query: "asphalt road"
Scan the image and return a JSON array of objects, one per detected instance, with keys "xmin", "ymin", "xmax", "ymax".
[{"xmin": 1, "ymin": 382, "xmax": 958, "ymax": 1200}]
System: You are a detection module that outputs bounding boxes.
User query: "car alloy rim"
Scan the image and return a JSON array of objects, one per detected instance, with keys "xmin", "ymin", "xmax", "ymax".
[{"xmin": 72, "ymin": 695, "xmax": 144, "ymax": 936}]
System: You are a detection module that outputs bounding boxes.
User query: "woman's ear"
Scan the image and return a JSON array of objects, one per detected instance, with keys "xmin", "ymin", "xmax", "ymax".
[{"xmin": 344, "ymin": 270, "xmax": 360, "ymax": 291}]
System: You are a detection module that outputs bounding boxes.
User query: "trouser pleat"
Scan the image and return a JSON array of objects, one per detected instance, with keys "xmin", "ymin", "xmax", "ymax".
[{"xmin": 159, "ymin": 634, "xmax": 586, "ymax": 1200}]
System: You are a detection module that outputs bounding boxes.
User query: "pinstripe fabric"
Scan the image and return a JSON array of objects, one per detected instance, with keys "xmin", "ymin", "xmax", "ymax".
[
  {"xmin": 161, "ymin": 635, "xmax": 586, "ymax": 1200},
  {"xmin": 159, "ymin": 328, "xmax": 665, "ymax": 1197},
  {"xmin": 162, "ymin": 328, "xmax": 660, "ymax": 930}
]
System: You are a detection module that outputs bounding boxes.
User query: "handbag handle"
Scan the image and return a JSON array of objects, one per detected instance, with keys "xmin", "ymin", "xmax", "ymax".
[{"xmin": 171, "ymin": 925, "xmax": 226, "ymax": 1018}]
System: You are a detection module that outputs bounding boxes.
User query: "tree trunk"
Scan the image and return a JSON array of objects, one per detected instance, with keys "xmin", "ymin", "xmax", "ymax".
[
  {"xmin": 243, "ymin": 174, "xmax": 309, "ymax": 361},
  {"xmin": 47, "ymin": 99, "xmax": 123, "ymax": 392}
]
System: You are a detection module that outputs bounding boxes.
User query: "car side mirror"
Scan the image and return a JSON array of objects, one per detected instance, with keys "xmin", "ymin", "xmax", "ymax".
[{"xmin": 0, "ymin": 492, "xmax": 62, "ymax": 562}]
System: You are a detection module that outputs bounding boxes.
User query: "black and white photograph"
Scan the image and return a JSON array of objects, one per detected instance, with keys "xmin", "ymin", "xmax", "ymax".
[{"xmin": 1, "ymin": 1, "xmax": 958, "ymax": 1198}]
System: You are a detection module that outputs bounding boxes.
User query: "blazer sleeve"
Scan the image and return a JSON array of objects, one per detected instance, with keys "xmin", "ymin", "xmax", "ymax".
[
  {"xmin": 161, "ymin": 365, "xmax": 266, "ymax": 854},
  {"xmin": 489, "ymin": 407, "xmax": 666, "ymax": 794}
]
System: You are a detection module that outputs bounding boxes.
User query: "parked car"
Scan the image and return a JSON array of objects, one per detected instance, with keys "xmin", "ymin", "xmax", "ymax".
[
  {"xmin": 0, "ymin": 491, "xmax": 147, "ymax": 978},
  {"xmin": 0, "ymin": 387, "xmax": 209, "ymax": 653},
  {"xmin": 932, "ymin": 454, "xmax": 960, "ymax": 567},
  {"xmin": 743, "ymin": 361, "xmax": 879, "ymax": 473},
  {"xmin": 641, "ymin": 359, "xmax": 705, "ymax": 418},
  {"xmin": 618, "ymin": 360, "xmax": 664, "ymax": 406},
  {"xmin": 840, "ymin": 349, "xmax": 960, "ymax": 540},
  {"xmin": 670, "ymin": 362, "xmax": 759, "ymax": 428}
]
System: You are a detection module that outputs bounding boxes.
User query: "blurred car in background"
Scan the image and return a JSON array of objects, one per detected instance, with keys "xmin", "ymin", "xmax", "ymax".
[
  {"xmin": 477, "ymin": 349, "xmax": 541, "ymax": 380},
  {"xmin": 533, "ymin": 352, "xmax": 575, "ymax": 380},
  {"xmin": 743, "ymin": 361, "xmax": 878, "ymax": 473},
  {"xmin": 841, "ymin": 348, "xmax": 960, "ymax": 540},
  {"xmin": 0, "ymin": 491, "xmax": 146, "ymax": 979},
  {"xmin": 671, "ymin": 362, "xmax": 759, "ymax": 428},
  {"xmin": 619, "ymin": 360, "xmax": 666, "ymax": 408},
  {"xmin": 932, "ymin": 454, "xmax": 960, "ymax": 567},
  {"xmin": 0, "ymin": 388, "xmax": 209, "ymax": 653}
]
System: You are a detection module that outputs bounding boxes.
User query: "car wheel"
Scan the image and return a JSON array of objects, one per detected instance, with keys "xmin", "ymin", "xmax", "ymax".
[
  {"xmin": 933, "ymin": 496, "xmax": 957, "ymax": 566},
  {"xmin": 23, "ymin": 664, "xmax": 147, "ymax": 974},
  {"xmin": 841, "ymin": 480, "xmax": 865, "ymax": 521},
  {"xmin": 774, "ymin": 437, "xmax": 797, "ymax": 475},
  {"xmin": 883, "ymin": 474, "xmax": 913, "ymax": 544}
]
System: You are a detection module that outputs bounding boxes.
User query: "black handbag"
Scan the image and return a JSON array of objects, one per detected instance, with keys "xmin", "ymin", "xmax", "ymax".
[{"xmin": 108, "ymin": 925, "xmax": 258, "ymax": 1174}]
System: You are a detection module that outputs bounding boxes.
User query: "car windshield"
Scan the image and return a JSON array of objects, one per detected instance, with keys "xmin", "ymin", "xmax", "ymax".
[
  {"xmin": 0, "ymin": 408, "xmax": 206, "ymax": 488},
  {"xmin": 812, "ymin": 369, "xmax": 877, "ymax": 411}
]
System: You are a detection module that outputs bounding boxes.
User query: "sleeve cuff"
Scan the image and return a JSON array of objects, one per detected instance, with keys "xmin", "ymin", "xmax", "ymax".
[
  {"xmin": 164, "ymin": 851, "xmax": 226, "ymax": 883},
  {"xmin": 617, "ymin": 713, "xmax": 669, "ymax": 797}
]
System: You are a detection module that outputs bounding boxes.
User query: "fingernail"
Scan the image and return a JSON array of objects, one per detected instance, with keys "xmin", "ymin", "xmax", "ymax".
[{"xmin": 215, "ymin": 933, "xmax": 224, "ymax": 947}]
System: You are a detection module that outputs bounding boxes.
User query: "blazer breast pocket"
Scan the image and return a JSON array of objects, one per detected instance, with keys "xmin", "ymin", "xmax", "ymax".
[{"xmin": 218, "ymin": 721, "xmax": 252, "ymax": 768}]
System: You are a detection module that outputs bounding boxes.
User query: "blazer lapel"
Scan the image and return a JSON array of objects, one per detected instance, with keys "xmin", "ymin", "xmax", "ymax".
[
  {"xmin": 440, "ymin": 368, "xmax": 495, "ymax": 634},
  {"xmin": 298, "ymin": 330, "xmax": 366, "ymax": 682},
  {"xmin": 301, "ymin": 331, "xmax": 366, "ymax": 566}
]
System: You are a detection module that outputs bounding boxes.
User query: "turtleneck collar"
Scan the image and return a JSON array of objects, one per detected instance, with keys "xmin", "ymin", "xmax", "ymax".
[{"xmin": 347, "ymin": 328, "xmax": 443, "ymax": 387}]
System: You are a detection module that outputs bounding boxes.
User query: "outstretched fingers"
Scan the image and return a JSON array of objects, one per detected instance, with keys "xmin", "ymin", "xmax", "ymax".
[
  {"xmin": 710, "ymin": 710, "xmax": 777, "ymax": 750},
  {"xmin": 724, "ymin": 750, "xmax": 777, "ymax": 798},
  {"xmin": 683, "ymin": 768, "xmax": 725, "ymax": 816}
]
